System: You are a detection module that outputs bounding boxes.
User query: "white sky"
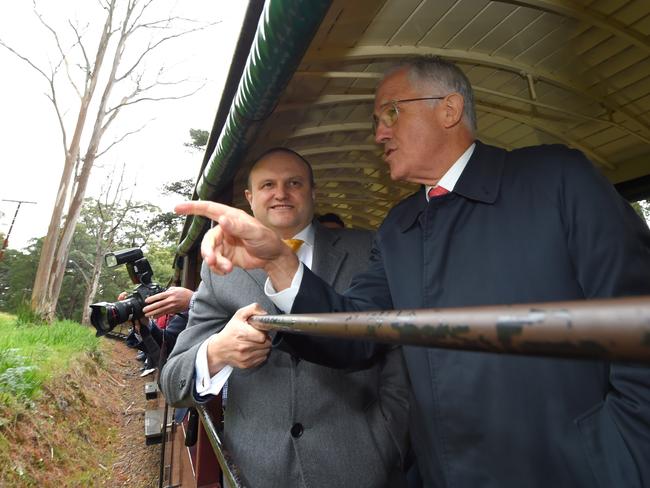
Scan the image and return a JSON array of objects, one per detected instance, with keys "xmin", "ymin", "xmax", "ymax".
[{"xmin": 0, "ymin": 1, "xmax": 249, "ymax": 250}]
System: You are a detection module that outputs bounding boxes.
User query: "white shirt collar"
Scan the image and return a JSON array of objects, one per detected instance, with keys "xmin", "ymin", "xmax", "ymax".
[
  {"xmin": 425, "ymin": 142, "xmax": 476, "ymax": 201},
  {"xmin": 293, "ymin": 222, "xmax": 314, "ymax": 247},
  {"xmin": 291, "ymin": 222, "xmax": 314, "ymax": 269}
]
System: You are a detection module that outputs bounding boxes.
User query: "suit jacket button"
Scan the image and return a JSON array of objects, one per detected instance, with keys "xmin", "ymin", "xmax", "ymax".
[
  {"xmin": 180, "ymin": 379, "xmax": 186, "ymax": 388},
  {"xmin": 290, "ymin": 423, "xmax": 303, "ymax": 438}
]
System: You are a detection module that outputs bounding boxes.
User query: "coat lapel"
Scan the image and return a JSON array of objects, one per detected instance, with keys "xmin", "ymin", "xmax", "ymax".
[
  {"xmin": 244, "ymin": 268, "xmax": 268, "ymax": 294},
  {"xmin": 311, "ymin": 221, "xmax": 346, "ymax": 287}
]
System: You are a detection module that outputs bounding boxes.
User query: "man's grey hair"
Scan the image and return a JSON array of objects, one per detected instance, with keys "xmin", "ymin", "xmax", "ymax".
[{"xmin": 385, "ymin": 56, "xmax": 477, "ymax": 134}]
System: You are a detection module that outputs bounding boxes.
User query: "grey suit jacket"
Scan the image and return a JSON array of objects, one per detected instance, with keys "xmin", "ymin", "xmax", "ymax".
[{"xmin": 160, "ymin": 222, "xmax": 411, "ymax": 488}]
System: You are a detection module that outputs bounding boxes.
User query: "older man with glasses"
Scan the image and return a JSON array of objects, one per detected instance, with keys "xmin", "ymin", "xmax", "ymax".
[{"xmin": 177, "ymin": 56, "xmax": 650, "ymax": 488}]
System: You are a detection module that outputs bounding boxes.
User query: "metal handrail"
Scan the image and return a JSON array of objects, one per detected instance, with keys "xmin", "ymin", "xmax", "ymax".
[
  {"xmin": 195, "ymin": 403, "xmax": 245, "ymax": 488},
  {"xmin": 249, "ymin": 296, "xmax": 650, "ymax": 363}
]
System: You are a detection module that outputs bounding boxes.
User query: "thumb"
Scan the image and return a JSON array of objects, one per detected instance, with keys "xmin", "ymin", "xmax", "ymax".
[{"xmin": 235, "ymin": 302, "xmax": 267, "ymax": 321}]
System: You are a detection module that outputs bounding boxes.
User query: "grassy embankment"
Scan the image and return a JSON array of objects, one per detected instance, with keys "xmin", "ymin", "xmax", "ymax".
[{"xmin": 0, "ymin": 310, "xmax": 119, "ymax": 486}]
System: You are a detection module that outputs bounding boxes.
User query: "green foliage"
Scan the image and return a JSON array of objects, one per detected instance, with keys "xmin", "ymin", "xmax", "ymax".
[
  {"xmin": 0, "ymin": 313, "xmax": 100, "ymax": 407},
  {"xmin": 161, "ymin": 178, "xmax": 194, "ymax": 198},
  {"xmin": 184, "ymin": 128, "xmax": 209, "ymax": 150},
  {"xmin": 631, "ymin": 200, "xmax": 650, "ymax": 227},
  {"xmin": 0, "ymin": 238, "xmax": 42, "ymax": 312},
  {"xmin": 1, "ymin": 185, "xmax": 185, "ymax": 321},
  {"xmin": 15, "ymin": 300, "xmax": 45, "ymax": 327},
  {"xmin": 0, "ymin": 349, "xmax": 38, "ymax": 404}
]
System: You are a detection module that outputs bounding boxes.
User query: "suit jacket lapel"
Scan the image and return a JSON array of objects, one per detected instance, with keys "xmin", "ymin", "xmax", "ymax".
[
  {"xmin": 244, "ymin": 268, "xmax": 268, "ymax": 294},
  {"xmin": 311, "ymin": 221, "xmax": 346, "ymax": 287}
]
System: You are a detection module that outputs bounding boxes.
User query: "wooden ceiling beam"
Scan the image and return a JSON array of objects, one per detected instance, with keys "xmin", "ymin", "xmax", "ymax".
[
  {"xmin": 276, "ymin": 83, "xmax": 649, "ymax": 145},
  {"xmin": 480, "ymin": 104, "xmax": 614, "ymax": 169},
  {"xmin": 303, "ymin": 45, "xmax": 650, "ymax": 137},
  {"xmin": 500, "ymin": 0, "xmax": 650, "ymax": 55}
]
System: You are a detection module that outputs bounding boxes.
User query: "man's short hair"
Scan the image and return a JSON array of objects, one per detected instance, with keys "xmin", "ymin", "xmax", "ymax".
[
  {"xmin": 247, "ymin": 147, "xmax": 315, "ymax": 190},
  {"xmin": 387, "ymin": 56, "xmax": 477, "ymax": 134}
]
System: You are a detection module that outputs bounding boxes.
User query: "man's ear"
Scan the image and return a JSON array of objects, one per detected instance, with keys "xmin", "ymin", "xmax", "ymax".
[
  {"xmin": 244, "ymin": 189, "xmax": 253, "ymax": 209},
  {"xmin": 442, "ymin": 93, "xmax": 465, "ymax": 129}
]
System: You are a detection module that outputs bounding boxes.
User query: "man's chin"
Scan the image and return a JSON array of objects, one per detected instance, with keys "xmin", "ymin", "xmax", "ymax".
[
  {"xmin": 266, "ymin": 217, "xmax": 298, "ymax": 231},
  {"xmin": 388, "ymin": 166, "xmax": 406, "ymax": 182}
]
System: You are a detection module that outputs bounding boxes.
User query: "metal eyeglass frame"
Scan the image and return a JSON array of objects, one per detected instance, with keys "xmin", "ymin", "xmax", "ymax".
[{"xmin": 372, "ymin": 96, "xmax": 447, "ymax": 133}]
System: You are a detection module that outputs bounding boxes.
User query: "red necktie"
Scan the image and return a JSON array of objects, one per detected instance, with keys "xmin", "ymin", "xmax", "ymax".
[{"xmin": 428, "ymin": 186, "xmax": 449, "ymax": 199}]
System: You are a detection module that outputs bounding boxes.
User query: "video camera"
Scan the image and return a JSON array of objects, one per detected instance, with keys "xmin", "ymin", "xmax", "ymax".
[{"xmin": 89, "ymin": 248, "xmax": 165, "ymax": 336}]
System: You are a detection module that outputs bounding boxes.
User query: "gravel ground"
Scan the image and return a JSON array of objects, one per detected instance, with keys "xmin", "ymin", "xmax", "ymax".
[{"xmin": 103, "ymin": 339, "xmax": 162, "ymax": 488}]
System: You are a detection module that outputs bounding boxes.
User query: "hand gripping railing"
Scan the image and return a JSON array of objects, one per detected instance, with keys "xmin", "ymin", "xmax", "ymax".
[{"xmin": 249, "ymin": 297, "xmax": 650, "ymax": 363}]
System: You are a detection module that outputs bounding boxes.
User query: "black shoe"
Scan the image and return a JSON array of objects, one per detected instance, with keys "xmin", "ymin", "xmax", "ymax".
[{"xmin": 136, "ymin": 351, "xmax": 146, "ymax": 362}]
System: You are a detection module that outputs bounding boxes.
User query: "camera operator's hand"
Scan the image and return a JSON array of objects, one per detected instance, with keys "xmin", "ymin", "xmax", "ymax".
[
  {"xmin": 117, "ymin": 291, "xmax": 129, "ymax": 301},
  {"xmin": 206, "ymin": 302, "xmax": 270, "ymax": 375},
  {"xmin": 133, "ymin": 316, "xmax": 150, "ymax": 334},
  {"xmin": 143, "ymin": 286, "xmax": 193, "ymax": 318}
]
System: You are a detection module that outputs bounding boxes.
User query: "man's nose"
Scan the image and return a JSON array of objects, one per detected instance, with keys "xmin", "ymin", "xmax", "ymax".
[
  {"xmin": 374, "ymin": 123, "xmax": 391, "ymax": 144},
  {"xmin": 275, "ymin": 186, "xmax": 288, "ymax": 199}
]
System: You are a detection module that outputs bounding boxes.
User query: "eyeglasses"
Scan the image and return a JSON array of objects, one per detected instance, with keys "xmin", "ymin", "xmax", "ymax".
[{"xmin": 372, "ymin": 96, "xmax": 447, "ymax": 133}]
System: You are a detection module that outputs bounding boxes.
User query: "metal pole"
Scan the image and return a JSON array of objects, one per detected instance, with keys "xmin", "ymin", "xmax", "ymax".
[
  {"xmin": 250, "ymin": 296, "xmax": 650, "ymax": 363},
  {"xmin": 195, "ymin": 403, "xmax": 245, "ymax": 488}
]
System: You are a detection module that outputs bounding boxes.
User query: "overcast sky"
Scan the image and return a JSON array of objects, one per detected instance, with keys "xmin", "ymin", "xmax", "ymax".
[{"xmin": 0, "ymin": 1, "xmax": 248, "ymax": 250}]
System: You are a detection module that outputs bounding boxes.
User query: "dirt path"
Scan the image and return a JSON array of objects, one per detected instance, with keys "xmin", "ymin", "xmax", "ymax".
[{"xmin": 102, "ymin": 339, "xmax": 161, "ymax": 487}]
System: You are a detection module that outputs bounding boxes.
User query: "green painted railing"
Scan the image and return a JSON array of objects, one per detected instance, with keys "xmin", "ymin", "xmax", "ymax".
[{"xmin": 177, "ymin": 0, "xmax": 333, "ymax": 255}]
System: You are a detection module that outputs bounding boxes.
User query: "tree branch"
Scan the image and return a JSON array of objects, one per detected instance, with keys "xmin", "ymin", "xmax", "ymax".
[
  {"xmin": 0, "ymin": 38, "xmax": 51, "ymax": 82},
  {"xmin": 68, "ymin": 20, "xmax": 91, "ymax": 77},
  {"xmin": 95, "ymin": 121, "xmax": 153, "ymax": 159},
  {"xmin": 115, "ymin": 21, "xmax": 217, "ymax": 83},
  {"xmin": 107, "ymin": 82, "xmax": 205, "ymax": 112},
  {"xmin": 32, "ymin": 3, "xmax": 85, "ymax": 99},
  {"xmin": 45, "ymin": 80, "xmax": 69, "ymax": 155}
]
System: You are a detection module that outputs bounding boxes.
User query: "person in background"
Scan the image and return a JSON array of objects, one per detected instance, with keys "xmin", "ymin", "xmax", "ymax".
[
  {"xmin": 123, "ymin": 286, "xmax": 192, "ymax": 375},
  {"xmin": 316, "ymin": 212, "xmax": 345, "ymax": 229}
]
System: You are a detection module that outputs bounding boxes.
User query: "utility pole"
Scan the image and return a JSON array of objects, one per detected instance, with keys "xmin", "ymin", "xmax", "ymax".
[{"xmin": 1, "ymin": 199, "xmax": 37, "ymax": 260}]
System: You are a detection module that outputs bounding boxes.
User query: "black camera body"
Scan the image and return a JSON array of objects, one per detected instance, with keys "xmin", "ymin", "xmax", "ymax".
[{"xmin": 89, "ymin": 248, "xmax": 165, "ymax": 336}]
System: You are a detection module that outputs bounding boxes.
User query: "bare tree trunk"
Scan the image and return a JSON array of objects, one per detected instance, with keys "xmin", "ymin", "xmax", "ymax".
[
  {"xmin": 47, "ymin": 3, "xmax": 135, "ymax": 317},
  {"xmin": 1, "ymin": 0, "xmax": 213, "ymax": 321},
  {"xmin": 31, "ymin": 1, "xmax": 116, "ymax": 320}
]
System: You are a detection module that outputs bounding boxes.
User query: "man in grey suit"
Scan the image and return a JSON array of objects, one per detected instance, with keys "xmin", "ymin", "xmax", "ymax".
[{"xmin": 160, "ymin": 148, "xmax": 411, "ymax": 488}]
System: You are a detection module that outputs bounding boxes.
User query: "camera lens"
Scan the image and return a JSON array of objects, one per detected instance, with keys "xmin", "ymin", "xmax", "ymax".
[{"xmin": 89, "ymin": 297, "xmax": 138, "ymax": 336}]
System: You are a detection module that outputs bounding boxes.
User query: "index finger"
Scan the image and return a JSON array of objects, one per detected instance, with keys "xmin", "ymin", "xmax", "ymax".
[
  {"xmin": 175, "ymin": 200, "xmax": 233, "ymax": 221},
  {"xmin": 144, "ymin": 289, "xmax": 168, "ymax": 303}
]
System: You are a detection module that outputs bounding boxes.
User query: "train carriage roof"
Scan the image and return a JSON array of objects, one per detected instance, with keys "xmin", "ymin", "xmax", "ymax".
[{"xmin": 178, "ymin": 0, "xmax": 650, "ymax": 255}]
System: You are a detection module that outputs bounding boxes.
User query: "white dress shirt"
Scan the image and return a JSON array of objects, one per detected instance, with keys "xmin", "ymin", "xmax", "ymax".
[
  {"xmin": 424, "ymin": 142, "xmax": 475, "ymax": 200},
  {"xmin": 195, "ymin": 224, "xmax": 316, "ymax": 397}
]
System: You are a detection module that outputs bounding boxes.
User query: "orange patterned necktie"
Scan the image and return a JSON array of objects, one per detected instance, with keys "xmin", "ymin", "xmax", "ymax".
[{"xmin": 283, "ymin": 239, "xmax": 304, "ymax": 253}]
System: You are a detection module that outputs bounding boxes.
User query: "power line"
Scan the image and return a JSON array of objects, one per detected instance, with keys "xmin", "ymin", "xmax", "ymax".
[{"xmin": 1, "ymin": 199, "xmax": 37, "ymax": 259}]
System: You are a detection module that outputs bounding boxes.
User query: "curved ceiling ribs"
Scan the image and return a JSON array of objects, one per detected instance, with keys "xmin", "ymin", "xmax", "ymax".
[
  {"xmin": 304, "ymin": 45, "xmax": 650, "ymax": 140},
  {"xmin": 225, "ymin": 0, "xmax": 650, "ymax": 230},
  {"xmin": 273, "ymin": 92, "xmax": 615, "ymax": 168},
  {"xmin": 501, "ymin": 0, "xmax": 650, "ymax": 56},
  {"xmin": 288, "ymin": 73, "xmax": 650, "ymax": 145}
]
